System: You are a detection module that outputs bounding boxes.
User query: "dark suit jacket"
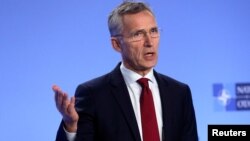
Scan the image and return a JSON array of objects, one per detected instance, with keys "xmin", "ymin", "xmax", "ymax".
[{"xmin": 56, "ymin": 63, "xmax": 198, "ymax": 141}]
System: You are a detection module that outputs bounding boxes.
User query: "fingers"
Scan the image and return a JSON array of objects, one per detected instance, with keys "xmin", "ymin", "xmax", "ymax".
[
  {"xmin": 53, "ymin": 86, "xmax": 64, "ymax": 111},
  {"xmin": 70, "ymin": 96, "xmax": 75, "ymax": 106},
  {"xmin": 53, "ymin": 85, "xmax": 63, "ymax": 107},
  {"xmin": 52, "ymin": 85, "xmax": 77, "ymax": 116},
  {"xmin": 53, "ymin": 85, "xmax": 70, "ymax": 114},
  {"xmin": 52, "ymin": 84, "xmax": 60, "ymax": 93},
  {"xmin": 52, "ymin": 85, "xmax": 79, "ymax": 128}
]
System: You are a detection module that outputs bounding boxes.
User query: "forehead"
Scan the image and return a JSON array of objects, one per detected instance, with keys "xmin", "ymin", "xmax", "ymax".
[{"xmin": 121, "ymin": 10, "xmax": 157, "ymax": 32}]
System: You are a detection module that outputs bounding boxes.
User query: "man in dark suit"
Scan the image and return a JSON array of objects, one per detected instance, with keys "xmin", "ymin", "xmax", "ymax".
[{"xmin": 53, "ymin": 1, "xmax": 198, "ymax": 141}]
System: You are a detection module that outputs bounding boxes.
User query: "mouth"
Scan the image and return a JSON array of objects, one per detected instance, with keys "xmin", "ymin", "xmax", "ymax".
[{"xmin": 145, "ymin": 52, "xmax": 154, "ymax": 57}]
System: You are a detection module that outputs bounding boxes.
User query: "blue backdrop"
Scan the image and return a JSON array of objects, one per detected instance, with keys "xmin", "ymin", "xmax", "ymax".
[{"xmin": 1, "ymin": 0, "xmax": 249, "ymax": 141}]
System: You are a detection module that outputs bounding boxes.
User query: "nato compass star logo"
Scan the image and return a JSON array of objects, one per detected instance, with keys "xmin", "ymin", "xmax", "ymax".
[
  {"xmin": 217, "ymin": 89, "xmax": 231, "ymax": 106},
  {"xmin": 213, "ymin": 83, "xmax": 236, "ymax": 111}
]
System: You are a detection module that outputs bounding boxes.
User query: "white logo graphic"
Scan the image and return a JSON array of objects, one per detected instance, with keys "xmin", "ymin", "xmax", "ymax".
[{"xmin": 217, "ymin": 89, "xmax": 231, "ymax": 106}]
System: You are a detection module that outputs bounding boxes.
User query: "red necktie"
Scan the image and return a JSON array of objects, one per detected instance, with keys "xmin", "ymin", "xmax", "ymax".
[{"xmin": 137, "ymin": 78, "xmax": 160, "ymax": 141}]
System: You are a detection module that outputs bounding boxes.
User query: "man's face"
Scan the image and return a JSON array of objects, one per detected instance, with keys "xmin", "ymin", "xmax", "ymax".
[{"xmin": 118, "ymin": 10, "xmax": 160, "ymax": 75}]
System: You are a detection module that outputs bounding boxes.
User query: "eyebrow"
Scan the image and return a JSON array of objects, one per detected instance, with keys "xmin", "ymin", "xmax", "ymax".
[{"xmin": 131, "ymin": 26, "xmax": 158, "ymax": 33}]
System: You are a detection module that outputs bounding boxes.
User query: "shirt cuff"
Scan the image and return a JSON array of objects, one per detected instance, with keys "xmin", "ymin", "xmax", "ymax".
[{"xmin": 63, "ymin": 127, "xmax": 76, "ymax": 141}]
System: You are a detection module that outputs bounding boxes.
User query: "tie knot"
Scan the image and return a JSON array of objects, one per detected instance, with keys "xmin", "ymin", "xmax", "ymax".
[{"xmin": 137, "ymin": 78, "xmax": 149, "ymax": 88}]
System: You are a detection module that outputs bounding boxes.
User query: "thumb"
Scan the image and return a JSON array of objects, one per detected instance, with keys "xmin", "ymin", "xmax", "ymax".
[{"xmin": 68, "ymin": 97, "xmax": 76, "ymax": 114}]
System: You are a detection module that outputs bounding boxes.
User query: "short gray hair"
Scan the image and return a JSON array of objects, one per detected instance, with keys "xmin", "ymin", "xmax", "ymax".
[{"xmin": 108, "ymin": 1, "xmax": 154, "ymax": 36}]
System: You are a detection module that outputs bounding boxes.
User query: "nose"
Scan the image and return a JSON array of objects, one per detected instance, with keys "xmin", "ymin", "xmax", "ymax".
[{"xmin": 144, "ymin": 33, "xmax": 153, "ymax": 47}]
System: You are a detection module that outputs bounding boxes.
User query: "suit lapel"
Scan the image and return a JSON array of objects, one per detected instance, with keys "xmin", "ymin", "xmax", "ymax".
[
  {"xmin": 154, "ymin": 71, "xmax": 174, "ymax": 141},
  {"xmin": 109, "ymin": 63, "xmax": 141, "ymax": 141}
]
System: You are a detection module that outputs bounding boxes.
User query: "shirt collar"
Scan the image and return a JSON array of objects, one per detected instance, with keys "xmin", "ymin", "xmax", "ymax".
[{"xmin": 120, "ymin": 62, "xmax": 155, "ymax": 85}]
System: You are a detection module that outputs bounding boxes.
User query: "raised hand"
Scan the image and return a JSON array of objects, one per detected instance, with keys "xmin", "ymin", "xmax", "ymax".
[{"xmin": 52, "ymin": 85, "xmax": 79, "ymax": 132}]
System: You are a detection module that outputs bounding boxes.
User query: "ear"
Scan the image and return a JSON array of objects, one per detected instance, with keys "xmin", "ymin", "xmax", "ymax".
[{"xmin": 111, "ymin": 37, "xmax": 122, "ymax": 52}]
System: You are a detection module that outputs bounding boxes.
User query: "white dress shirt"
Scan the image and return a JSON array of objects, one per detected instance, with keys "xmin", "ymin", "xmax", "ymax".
[
  {"xmin": 65, "ymin": 62, "xmax": 163, "ymax": 141},
  {"xmin": 120, "ymin": 63, "xmax": 163, "ymax": 141}
]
